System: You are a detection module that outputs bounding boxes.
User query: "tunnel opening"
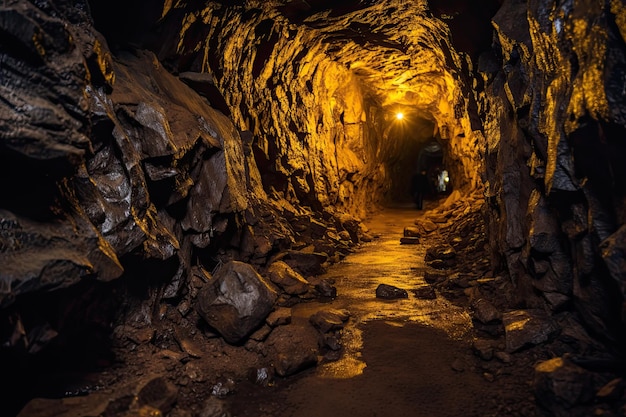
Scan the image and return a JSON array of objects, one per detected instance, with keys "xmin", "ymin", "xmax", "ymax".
[{"xmin": 6, "ymin": 1, "xmax": 626, "ymax": 416}]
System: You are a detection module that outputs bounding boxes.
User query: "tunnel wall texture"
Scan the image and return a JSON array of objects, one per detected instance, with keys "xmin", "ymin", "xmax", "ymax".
[
  {"xmin": 153, "ymin": 0, "xmax": 479, "ymax": 212},
  {"xmin": 476, "ymin": 0, "xmax": 626, "ymax": 347},
  {"xmin": 2, "ymin": 0, "xmax": 626, "ymax": 361}
]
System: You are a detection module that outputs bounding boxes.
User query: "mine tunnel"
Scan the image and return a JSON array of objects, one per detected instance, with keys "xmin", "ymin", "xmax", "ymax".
[{"xmin": 2, "ymin": 0, "xmax": 626, "ymax": 416}]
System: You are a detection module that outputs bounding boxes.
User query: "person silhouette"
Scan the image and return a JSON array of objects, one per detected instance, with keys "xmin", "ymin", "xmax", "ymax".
[{"xmin": 411, "ymin": 169, "xmax": 429, "ymax": 209}]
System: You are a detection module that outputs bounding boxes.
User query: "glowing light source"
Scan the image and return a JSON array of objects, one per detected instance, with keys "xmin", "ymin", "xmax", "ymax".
[{"xmin": 395, "ymin": 112, "xmax": 404, "ymax": 120}]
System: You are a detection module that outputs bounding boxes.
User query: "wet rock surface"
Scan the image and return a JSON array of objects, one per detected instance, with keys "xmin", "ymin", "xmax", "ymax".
[
  {"xmin": 375, "ymin": 283, "xmax": 409, "ymax": 299},
  {"xmin": 2, "ymin": 0, "xmax": 626, "ymax": 416},
  {"xmin": 195, "ymin": 261, "xmax": 278, "ymax": 344}
]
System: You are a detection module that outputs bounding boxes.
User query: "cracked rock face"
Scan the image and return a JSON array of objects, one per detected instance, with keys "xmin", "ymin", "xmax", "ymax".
[
  {"xmin": 478, "ymin": 0, "xmax": 626, "ymax": 344},
  {"xmin": 1, "ymin": 0, "xmax": 626, "ymax": 387}
]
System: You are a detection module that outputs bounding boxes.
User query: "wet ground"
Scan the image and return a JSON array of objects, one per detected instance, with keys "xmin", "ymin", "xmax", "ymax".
[
  {"xmin": 13, "ymin": 196, "xmax": 546, "ymax": 417},
  {"xmin": 228, "ymin": 199, "xmax": 540, "ymax": 417}
]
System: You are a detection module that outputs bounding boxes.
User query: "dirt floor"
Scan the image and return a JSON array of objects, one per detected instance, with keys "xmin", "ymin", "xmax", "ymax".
[
  {"xmin": 226, "ymin": 196, "xmax": 541, "ymax": 417},
  {"xmin": 16, "ymin": 193, "xmax": 614, "ymax": 417}
]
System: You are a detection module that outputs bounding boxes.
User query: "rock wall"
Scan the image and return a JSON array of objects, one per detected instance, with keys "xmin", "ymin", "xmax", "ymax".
[
  {"xmin": 0, "ymin": 0, "xmax": 300, "ymax": 353},
  {"xmin": 152, "ymin": 0, "xmax": 480, "ymax": 211},
  {"xmin": 477, "ymin": 0, "xmax": 626, "ymax": 348}
]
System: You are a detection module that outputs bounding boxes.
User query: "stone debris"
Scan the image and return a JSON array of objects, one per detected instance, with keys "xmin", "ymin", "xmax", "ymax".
[
  {"xmin": 400, "ymin": 236, "xmax": 420, "ymax": 244},
  {"xmin": 503, "ymin": 310, "xmax": 560, "ymax": 352},
  {"xmin": 196, "ymin": 261, "xmax": 278, "ymax": 344},
  {"xmin": 266, "ymin": 324, "xmax": 319, "ymax": 377},
  {"xmin": 211, "ymin": 376, "xmax": 236, "ymax": 398},
  {"xmin": 425, "ymin": 243, "xmax": 457, "ymax": 261},
  {"xmin": 375, "ymin": 284, "xmax": 408, "ymax": 299},
  {"xmin": 267, "ymin": 261, "xmax": 312, "ymax": 295},
  {"xmin": 533, "ymin": 357, "xmax": 596, "ymax": 415},
  {"xmin": 472, "ymin": 339, "xmax": 494, "ymax": 361},
  {"xmin": 403, "ymin": 226, "xmax": 422, "ymax": 237},
  {"xmin": 266, "ymin": 307, "xmax": 292, "ymax": 327},
  {"xmin": 471, "ymin": 298, "xmax": 502, "ymax": 324},
  {"xmin": 309, "ymin": 309, "xmax": 351, "ymax": 333}
]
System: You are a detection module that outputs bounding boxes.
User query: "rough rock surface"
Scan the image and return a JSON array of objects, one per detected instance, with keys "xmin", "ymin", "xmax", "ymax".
[
  {"xmin": 2, "ymin": 0, "xmax": 626, "ymax": 415},
  {"xmin": 196, "ymin": 261, "xmax": 278, "ymax": 344},
  {"xmin": 477, "ymin": 0, "xmax": 626, "ymax": 348}
]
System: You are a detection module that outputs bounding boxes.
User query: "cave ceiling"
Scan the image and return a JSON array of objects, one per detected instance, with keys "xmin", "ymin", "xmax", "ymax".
[{"xmin": 150, "ymin": 0, "xmax": 479, "ymax": 133}]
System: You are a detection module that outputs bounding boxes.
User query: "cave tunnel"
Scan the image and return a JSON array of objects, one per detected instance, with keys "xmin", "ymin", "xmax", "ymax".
[{"xmin": 2, "ymin": 0, "xmax": 626, "ymax": 416}]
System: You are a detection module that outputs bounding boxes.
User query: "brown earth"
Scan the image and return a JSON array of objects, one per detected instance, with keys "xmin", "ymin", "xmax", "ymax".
[{"xmin": 14, "ymin": 193, "xmax": 616, "ymax": 417}]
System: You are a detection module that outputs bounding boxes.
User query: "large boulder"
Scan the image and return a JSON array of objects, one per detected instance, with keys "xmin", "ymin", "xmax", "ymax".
[{"xmin": 196, "ymin": 261, "xmax": 278, "ymax": 344}]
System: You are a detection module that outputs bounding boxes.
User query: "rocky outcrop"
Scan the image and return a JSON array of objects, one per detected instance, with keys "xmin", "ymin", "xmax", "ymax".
[
  {"xmin": 476, "ymin": 0, "xmax": 626, "ymax": 348},
  {"xmin": 153, "ymin": 0, "xmax": 479, "ymax": 211}
]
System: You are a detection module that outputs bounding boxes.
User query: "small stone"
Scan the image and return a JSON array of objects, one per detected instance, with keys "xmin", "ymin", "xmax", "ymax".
[
  {"xmin": 178, "ymin": 337, "xmax": 203, "ymax": 358},
  {"xmin": 503, "ymin": 309, "xmax": 559, "ymax": 352},
  {"xmin": 472, "ymin": 298, "xmax": 501, "ymax": 324},
  {"xmin": 184, "ymin": 361, "xmax": 207, "ymax": 382},
  {"xmin": 249, "ymin": 324, "xmax": 272, "ymax": 342},
  {"xmin": 310, "ymin": 309, "xmax": 350, "ymax": 333},
  {"xmin": 211, "ymin": 376, "xmax": 236, "ymax": 398},
  {"xmin": 375, "ymin": 284, "xmax": 408, "ymax": 299},
  {"xmin": 156, "ymin": 349, "xmax": 187, "ymax": 362},
  {"xmin": 266, "ymin": 308, "xmax": 292, "ymax": 327},
  {"xmin": 403, "ymin": 226, "xmax": 421, "ymax": 237},
  {"xmin": 451, "ymin": 358, "xmax": 465, "ymax": 372},
  {"xmin": 400, "ymin": 236, "xmax": 420, "ymax": 244},
  {"xmin": 473, "ymin": 339, "xmax": 494, "ymax": 361},
  {"xmin": 494, "ymin": 351, "xmax": 512, "ymax": 363},
  {"xmin": 483, "ymin": 372, "xmax": 495, "ymax": 382}
]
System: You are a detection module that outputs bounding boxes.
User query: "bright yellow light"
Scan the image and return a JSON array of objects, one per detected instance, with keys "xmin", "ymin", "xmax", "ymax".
[{"xmin": 396, "ymin": 112, "xmax": 404, "ymax": 120}]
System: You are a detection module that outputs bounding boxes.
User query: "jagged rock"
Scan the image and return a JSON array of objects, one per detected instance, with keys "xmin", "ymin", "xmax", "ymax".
[
  {"xmin": 503, "ymin": 310, "xmax": 559, "ymax": 352},
  {"xmin": 472, "ymin": 339, "xmax": 494, "ymax": 361},
  {"xmin": 425, "ymin": 244, "xmax": 457, "ymax": 261},
  {"xmin": 404, "ymin": 226, "xmax": 422, "ymax": 237},
  {"xmin": 266, "ymin": 307, "xmax": 292, "ymax": 327},
  {"xmin": 414, "ymin": 219, "xmax": 438, "ymax": 233},
  {"xmin": 375, "ymin": 284, "xmax": 408, "ymax": 299},
  {"xmin": 196, "ymin": 261, "xmax": 278, "ymax": 344},
  {"xmin": 533, "ymin": 357, "xmax": 595, "ymax": 414},
  {"xmin": 423, "ymin": 270, "xmax": 448, "ymax": 284},
  {"xmin": 471, "ymin": 298, "xmax": 502, "ymax": 324},
  {"xmin": 309, "ymin": 309, "xmax": 350, "ymax": 333},
  {"xmin": 267, "ymin": 260, "xmax": 311, "ymax": 295},
  {"xmin": 601, "ymin": 224, "xmax": 626, "ymax": 300},
  {"xmin": 266, "ymin": 324, "xmax": 319, "ymax": 377},
  {"xmin": 274, "ymin": 250, "xmax": 328, "ymax": 276},
  {"xmin": 0, "ymin": 210, "xmax": 124, "ymax": 308}
]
